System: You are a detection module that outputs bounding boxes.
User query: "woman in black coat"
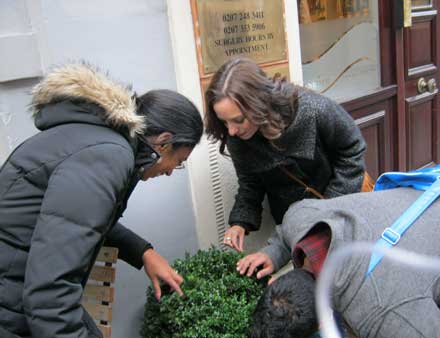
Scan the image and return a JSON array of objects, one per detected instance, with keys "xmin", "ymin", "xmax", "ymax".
[
  {"xmin": 0, "ymin": 63, "xmax": 203, "ymax": 338},
  {"xmin": 205, "ymin": 57, "xmax": 367, "ymax": 252}
]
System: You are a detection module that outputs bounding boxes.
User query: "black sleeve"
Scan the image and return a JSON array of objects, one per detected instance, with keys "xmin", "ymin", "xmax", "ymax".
[
  {"xmin": 317, "ymin": 98, "xmax": 366, "ymax": 197},
  {"xmin": 228, "ymin": 169, "xmax": 266, "ymax": 232},
  {"xmin": 104, "ymin": 222, "xmax": 153, "ymax": 269}
]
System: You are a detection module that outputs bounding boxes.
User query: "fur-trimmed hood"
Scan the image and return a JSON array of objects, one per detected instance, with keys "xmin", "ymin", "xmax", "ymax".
[{"xmin": 31, "ymin": 63, "xmax": 145, "ymax": 137}]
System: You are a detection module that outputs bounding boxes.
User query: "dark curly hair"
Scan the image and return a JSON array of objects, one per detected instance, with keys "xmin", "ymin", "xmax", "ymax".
[{"xmin": 251, "ymin": 269, "xmax": 318, "ymax": 338}]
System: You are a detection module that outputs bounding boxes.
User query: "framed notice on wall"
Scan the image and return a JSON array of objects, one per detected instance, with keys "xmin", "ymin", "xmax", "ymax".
[
  {"xmin": 299, "ymin": 0, "xmax": 370, "ymax": 24},
  {"xmin": 191, "ymin": 0, "xmax": 287, "ymax": 76},
  {"xmin": 338, "ymin": 0, "xmax": 369, "ymax": 18}
]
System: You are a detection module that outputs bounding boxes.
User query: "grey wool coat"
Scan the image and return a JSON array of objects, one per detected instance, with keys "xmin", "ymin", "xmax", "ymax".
[
  {"xmin": 0, "ymin": 64, "xmax": 156, "ymax": 338},
  {"xmin": 263, "ymin": 187, "xmax": 440, "ymax": 338},
  {"xmin": 227, "ymin": 89, "xmax": 366, "ymax": 231}
]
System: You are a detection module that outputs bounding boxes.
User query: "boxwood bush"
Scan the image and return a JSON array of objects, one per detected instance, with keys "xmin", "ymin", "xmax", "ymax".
[{"xmin": 141, "ymin": 247, "xmax": 268, "ymax": 338}]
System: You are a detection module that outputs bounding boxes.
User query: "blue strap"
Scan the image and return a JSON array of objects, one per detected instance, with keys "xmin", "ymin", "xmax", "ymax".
[
  {"xmin": 374, "ymin": 164, "xmax": 440, "ymax": 192},
  {"xmin": 366, "ymin": 177, "xmax": 440, "ymax": 276}
]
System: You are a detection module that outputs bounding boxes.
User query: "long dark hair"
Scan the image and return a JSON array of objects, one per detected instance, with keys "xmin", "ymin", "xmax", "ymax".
[
  {"xmin": 136, "ymin": 89, "xmax": 203, "ymax": 149},
  {"xmin": 205, "ymin": 57, "xmax": 298, "ymax": 154}
]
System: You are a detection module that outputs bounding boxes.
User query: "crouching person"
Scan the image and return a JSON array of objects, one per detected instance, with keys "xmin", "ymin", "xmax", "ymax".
[
  {"xmin": 0, "ymin": 63, "xmax": 203, "ymax": 338},
  {"xmin": 239, "ymin": 187, "xmax": 440, "ymax": 338}
]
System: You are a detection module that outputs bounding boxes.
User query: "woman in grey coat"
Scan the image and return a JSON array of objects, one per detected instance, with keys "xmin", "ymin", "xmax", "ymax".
[
  {"xmin": 205, "ymin": 57, "xmax": 367, "ymax": 252},
  {"xmin": 0, "ymin": 63, "xmax": 203, "ymax": 338}
]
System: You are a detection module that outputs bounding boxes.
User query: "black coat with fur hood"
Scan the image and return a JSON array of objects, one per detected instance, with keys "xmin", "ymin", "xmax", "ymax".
[
  {"xmin": 227, "ymin": 90, "xmax": 366, "ymax": 231},
  {"xmin": 0, "ymin": 64, "xmax": 155, "ymax": 338}
]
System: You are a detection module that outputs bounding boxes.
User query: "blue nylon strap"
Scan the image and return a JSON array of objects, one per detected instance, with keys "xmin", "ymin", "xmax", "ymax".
[
  {"xmin": 366, "ymin": 176, "xmax": 440, "ymax": 276},
  {"xmin": 374, "ymin": 165, "xmax": 440, "ymax": 192}
]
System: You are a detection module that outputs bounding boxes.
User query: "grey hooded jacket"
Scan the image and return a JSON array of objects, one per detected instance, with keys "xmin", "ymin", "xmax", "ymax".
[
  {"xmin": 0, "ymin": 64, "xmax": 155, "ymax": 338},
  {"xmin": 227, "ymin": 89, "xmax": 366, "ymax": 231},
  {"xmin": 263, "ymin": 187, "xmax": 440, "ymax": 338}
]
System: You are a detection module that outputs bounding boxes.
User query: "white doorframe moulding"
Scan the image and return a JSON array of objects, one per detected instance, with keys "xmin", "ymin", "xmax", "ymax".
[
  {"xmin": 284, "ymin": 0, "xmax": 304, "ymax": 85},
  {"xmin": 167, "ymin": 0, "xmax": 218, "ymax": 249},
  {"xmin": 166, "ymin": 0, "xmax": 303, "ymax": 249}
]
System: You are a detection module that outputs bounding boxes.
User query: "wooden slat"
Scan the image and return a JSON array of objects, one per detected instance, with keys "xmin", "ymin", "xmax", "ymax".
[
  {"xmin": 97, "ymin": 324, "xmax": 112, "ymax": 338},
  {"xmin": 96, "ymin": 247, "xmax": 119, "ymax": 263},
  {"xmin": 83, "ymin": 285, "xmax": 114, "ymax": 303},
  {"xmin": 84, "ymin": 246, "xmax": 118, "ymax": 337},
  {"xmin": 83, "ymin": 302, "xmax": 112, "ymax": 322},
  {"xmin": 89, "ymin": 266, "xmax": 115, "ymax": 283}
]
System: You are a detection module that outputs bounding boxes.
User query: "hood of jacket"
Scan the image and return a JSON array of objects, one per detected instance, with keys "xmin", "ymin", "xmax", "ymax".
[{"xmin": 31, "ymin": 62, "xmax": 145, "ymax": 138}]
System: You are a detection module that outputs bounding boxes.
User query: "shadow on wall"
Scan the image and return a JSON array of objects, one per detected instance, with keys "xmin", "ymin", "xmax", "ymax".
[{"xmin": 244, "ymin": 198, "xmax": 277, "ymax": 253}]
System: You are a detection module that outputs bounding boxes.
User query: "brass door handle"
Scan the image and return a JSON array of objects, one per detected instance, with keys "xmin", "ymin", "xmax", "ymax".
[
  {"xmin": 427, "ymin": 78, "xmax": 437, "ymax": 93},
  {"xmin": 418, "ymin": 78, "xmax": 437, "ymax": 94},
  {"xmin": 418, "ymin": 77, "xmax": 428, "ymax": 93}
]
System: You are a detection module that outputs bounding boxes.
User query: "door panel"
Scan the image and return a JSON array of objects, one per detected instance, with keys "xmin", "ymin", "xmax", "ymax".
[
  {"xmin": 357, "ymin": 111, "xmax": 386, "ymax": 179},
  {"xmin": 402, "ymin": 4, "xmax": 439, "ymax": 169},
  {"xmin": 406, "ymin": 97, "xmax": 436, "ymax": 168},
  {"xmin": 413, "ymin": 0, "xmax": 433, "ymax": 8},
  {"xmin": 405, "ymin": 11, "xmax": 437, "ymax": 78},
  {"xmin": 343, "ymin": 86, "xmax": 397, "ymax": 179},
  {"xmin": 407, "ymin": 19, "xmax": 433, "ymax": 70}
]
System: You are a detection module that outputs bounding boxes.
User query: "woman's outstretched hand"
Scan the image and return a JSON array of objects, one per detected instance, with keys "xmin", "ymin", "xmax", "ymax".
[
  {"xmin": 236, "ymin": 252, "xmax": 274, "ymax": 279},
  {"xmin": 142, "ymin": 249, "xmax": 184, "ymax": 301},
  {"xmin": 224, "ymin": 225, "xmax": 246, "ymax": 252}
]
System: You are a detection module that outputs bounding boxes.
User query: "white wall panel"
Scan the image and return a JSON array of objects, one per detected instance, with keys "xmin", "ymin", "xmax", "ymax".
[{"xmin": 0, "ymin": 2, "xmax": 198, "ymax": 338}]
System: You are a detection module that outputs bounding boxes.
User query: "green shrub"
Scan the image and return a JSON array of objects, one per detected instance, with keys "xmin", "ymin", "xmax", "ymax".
[{"xmin": 141, "ymin": 247, "xmax": 268, "ymax": 338}]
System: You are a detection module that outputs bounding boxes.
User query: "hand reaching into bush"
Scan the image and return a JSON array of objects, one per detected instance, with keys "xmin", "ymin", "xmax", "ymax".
[
  {"xmin": 236, "ymin": 252, "xmax": 274, "ymax": 279},
  {"xmin": 142, "ymin": 249, "xmax": 184, "ymax": 301},
  {"xmin": 141, "ymin": 247, "xmax": 268, "ymax": 338}
]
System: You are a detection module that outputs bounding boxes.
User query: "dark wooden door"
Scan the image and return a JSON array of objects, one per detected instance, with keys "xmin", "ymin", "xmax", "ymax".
[{"xmin": 397, "ymin": 1, "xmax": 440, "ymax": 170}]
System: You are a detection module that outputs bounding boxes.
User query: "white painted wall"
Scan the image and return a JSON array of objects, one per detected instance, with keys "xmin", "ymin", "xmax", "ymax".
[{"xmin": 0, "ymin": 1, "xmax": 199, "ymax": 338}]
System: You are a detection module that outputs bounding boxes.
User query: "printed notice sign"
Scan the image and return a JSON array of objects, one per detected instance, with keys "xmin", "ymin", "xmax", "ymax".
[{"xmin": 195, "ymin": 0, "xmax": 287, "ymax": 75}]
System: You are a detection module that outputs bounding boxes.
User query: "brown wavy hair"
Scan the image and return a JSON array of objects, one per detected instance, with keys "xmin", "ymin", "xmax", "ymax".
[{"xmin": 204, "ymin": 58, "xmax": 298, "ymax": 154}]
